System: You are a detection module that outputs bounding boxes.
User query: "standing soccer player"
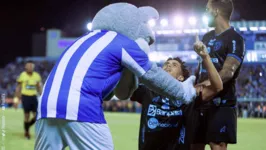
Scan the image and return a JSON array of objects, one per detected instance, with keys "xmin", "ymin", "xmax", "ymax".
[
  {"xmin": 15, "ymin": 60, "xmax": 43, "ymax": 139},
  {"xmin": 127, "ymin": 34, "xmax": 223, "ymax": 150},
  {"xmin": 191, "ymin": 0, "xmax": 245, "ymax": 150}
]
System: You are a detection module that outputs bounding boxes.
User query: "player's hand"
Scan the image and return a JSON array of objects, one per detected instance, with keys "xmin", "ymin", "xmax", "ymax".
[
  {"xmin": 195, "ymin": 85, "xmax": 204, "ymax": 96},
  {"xmin": 13, "ymin": 97, "xmax": 20, "ymax": 104},
  {"xmin": 193, "ymin": 33, "xmax": 208, "ymax": 58},
  {"xmin": 182, "ymin": 76, "xmax": 197, "ymax": 104}
]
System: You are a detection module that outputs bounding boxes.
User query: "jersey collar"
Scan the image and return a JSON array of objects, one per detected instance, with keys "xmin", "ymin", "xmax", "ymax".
[{"xmin": 215, "ymin": 26, "xmax": 234, "ymax": 37}]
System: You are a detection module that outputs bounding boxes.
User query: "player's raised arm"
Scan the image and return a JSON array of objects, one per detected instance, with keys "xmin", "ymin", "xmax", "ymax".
[{"xmin": 194, "ymin": 34, "xmax": 223, "ymax": 93}]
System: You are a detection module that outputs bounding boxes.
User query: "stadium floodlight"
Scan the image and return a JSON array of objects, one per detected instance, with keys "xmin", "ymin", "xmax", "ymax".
[
  {"xmin": 148, "ymin": 19, "xmax": 156, "ymax": 27},
  {"xmin": 184, "ymin": 29, "xmax": 192, "ymax": 34},
  {"xmin": 239, "ymin": 27, "xmax": 248, "ymax": 31},
  {"xmin": 156, "ymin": 31, "xmax": 163, "ymax": 35},
  {"xmin": 174, "ymin": 16, "xmax": 184, "ymax": 27},
  {"xmin": 87, "ymin": 22, "xmax": 92, "ymax": 31},
  {"xmin": 175, "ymin": 30, "xmax": 182, "ymax": 34},
  {"xmin": 160, "ymin": 19, "xmax": 168, "ymax": 27},
  {"xmin": 163, "ymin": 30, "xmax": 175, "ymax": 35},
  {"xmin": 202, "ymin": 15, "xmax": 209, "ymax": 25},
  {"xmin": 188, "ymin": 16, "xmax": 197, "ymax": 26},
  {"xmin": 191, "ymin": 29, "xmax": 199, "ymax": 33},
  {"xmin": 259, "ymin": 27, "xmax": 266, "ymax": 31},
  {"xmin": 191, "ymin": 54, "xmax": 197, "ymax": 59},
  {"xmin": 250, "ymin": 27, "xmax": 258, "ymax": 31}
]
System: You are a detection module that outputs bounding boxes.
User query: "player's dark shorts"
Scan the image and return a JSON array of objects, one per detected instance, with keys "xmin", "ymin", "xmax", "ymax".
[
  {"xmin": 192, "ymin": 105, "xmax": 237, "ymax": 144},
  {"xmin": 21, "ymin": 95, "xmax": 38, "ymax": 113},
  {"xmin": 139, "ymin": 123, "xmax": 190, "ymax": 150}
]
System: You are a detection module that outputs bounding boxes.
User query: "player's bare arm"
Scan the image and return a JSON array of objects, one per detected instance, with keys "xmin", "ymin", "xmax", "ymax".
[
  {"xmin": 219, "ymin": 56, "xmax": 241, "ymax": 83},
  {"xmin": 196, "ymin": 56, "xmax": 241, "ymax": 87},
  {"xmin": 36, "ymin": 81, "xmax": 43, "ymax": 95},
  {"xmin": 114, "ymin": 68, "xmax": 138, "ymax": 100},
  {"xmin": 194, "ymin": 34, "xmax": 223, "ymax": 92},
  {"xmin": 15, "ymin": 82, "xmax": 22, "ymax": 99}
]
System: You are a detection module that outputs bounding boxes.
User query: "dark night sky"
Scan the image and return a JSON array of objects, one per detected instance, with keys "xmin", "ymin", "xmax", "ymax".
[{"xmin": 1, "ymin": 0, "xmax": 266, "ymax": 67}]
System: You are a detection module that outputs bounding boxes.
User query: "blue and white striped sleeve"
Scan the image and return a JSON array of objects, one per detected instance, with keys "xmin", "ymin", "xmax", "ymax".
[{"xmin": 121, "ymin": 42, "xmax": 152, "ymax": 77}]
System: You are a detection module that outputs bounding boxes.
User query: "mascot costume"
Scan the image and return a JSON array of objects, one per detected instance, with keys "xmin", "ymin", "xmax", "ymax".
[{"xmin": 34, "ymin": 3, "xmax": 196, "ymax": 150}]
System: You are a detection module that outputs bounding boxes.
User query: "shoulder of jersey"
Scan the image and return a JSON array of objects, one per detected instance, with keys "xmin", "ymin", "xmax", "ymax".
[
  {"xmin": 204, "ymin": 30, "xmax": 215, "ymax": 38},
  {"xmin": 20, "ymin": 71, "xmax": 26, "ymax": 75},
  {"xmin": 230, "ymin": 28, "xmax": 244, "ymax": 40},
  {"xmin": 112, "ymin": 32, "xmax": 135, "ymax": 47},
  {"xmin": 33, "ymin": 71, "xmax": 41, "ymax": 76}
]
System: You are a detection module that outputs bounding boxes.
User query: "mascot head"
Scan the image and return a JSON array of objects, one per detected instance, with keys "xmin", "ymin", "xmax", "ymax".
[{"xmin": 92, "ymin": 3, "xmax": 159, "ymax": 45}]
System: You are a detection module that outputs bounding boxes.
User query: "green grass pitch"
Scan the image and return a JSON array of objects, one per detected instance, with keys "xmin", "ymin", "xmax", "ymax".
[{"xmin": 1, "ymin": 109, "xmax": 266, "ymax": 150}]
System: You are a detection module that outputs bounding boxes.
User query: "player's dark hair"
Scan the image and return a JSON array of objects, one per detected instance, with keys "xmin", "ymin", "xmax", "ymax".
[
  {"xmin": 166, "ymin": 57, "xmax": 190, "ymax": 80},
  {"xmin": 210, "ymin": 0, "xmax": 234, "ymax": 21}
]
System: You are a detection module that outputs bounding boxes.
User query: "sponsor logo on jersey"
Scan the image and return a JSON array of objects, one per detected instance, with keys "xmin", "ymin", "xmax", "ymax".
[
  {"xmin": 208, "ymin": 39, "xmax": 216, "ymax": 46},
  {"xmin": 214, "ymin": 41, "xmax": 223, "ymax": 51},
  {"xmin": 158, "ymin": 122, "xmax": 178, "ymax": 128},
  {"xmin": 147, "ymin": 105, "xmax": 157, "ymax": 117},
  {"xmin": 161, "ymin": 98, "xmax": 170, "ymax": 110},
  {"xmin": 147, "ymin": 105, "xmax": 183, "ymax": 117},
  {"xmin": 173, "ymin": 100, "xmax": 183, "ymax": 107},
  {"xmin": 152, "ymin": 96, "xmax": 160, "ymax": 103},
  {"xmin": 211, "ymin": 58, "xmax": 219, "ymax": 63},
  {"xmin": 207, "ymin": 47, "xmax": 211, "ymax": 53},
  {"xmin": 159, "ymin": 109, "xmax": 182, "ymax": 117},
  {"xmin": 147, "ymin": 118, "xmax": 159, "ymax": 129}
]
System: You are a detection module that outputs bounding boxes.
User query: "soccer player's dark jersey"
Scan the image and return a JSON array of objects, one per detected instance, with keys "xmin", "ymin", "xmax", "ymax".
[
  {"xmin": 191, "ymin": 27, "xmax": 245, "ymax": 144},
  {"xmin": 197, "ymin": 27, "xmax": 245, "ymax": 105},
  {"xmin": 131, "ymin": 85, "xmax": 186, "ymax": 150}
]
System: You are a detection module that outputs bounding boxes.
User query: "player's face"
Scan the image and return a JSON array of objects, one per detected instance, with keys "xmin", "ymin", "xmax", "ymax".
[
  {"xmin": 163, "ymin": 60, "xmax": 184, "ymax": 81},
  {"xmin": 25, "ymin": 63, "xmax": 35, "ymax": 73},
  {"xmin": 206, "ymin": 2, "xmax": 217, "ymax": 27}
]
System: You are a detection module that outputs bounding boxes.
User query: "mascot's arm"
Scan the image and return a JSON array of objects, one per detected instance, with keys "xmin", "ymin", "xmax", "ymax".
[
  {"xmin": 139, "ymin": 64, "xmax": 196, "ymax": 104},
  {"xmin": 121, "ymin": 38, "xmax": 197, "ymax": 104},
  {"xmin": 114, "ymin": 68, "xmax": 138, "ymax": 100}
]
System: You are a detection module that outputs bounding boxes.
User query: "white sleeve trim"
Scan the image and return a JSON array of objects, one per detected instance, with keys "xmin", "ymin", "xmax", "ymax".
[{"xmin": 121, "ymin": 48, "xmax": 146, "ymax": 77}]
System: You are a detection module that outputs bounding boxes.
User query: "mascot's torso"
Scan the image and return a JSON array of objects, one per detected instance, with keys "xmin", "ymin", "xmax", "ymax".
[{"xmin": 37, "ymin": 30, "xmax": 151, "ymax": 123}]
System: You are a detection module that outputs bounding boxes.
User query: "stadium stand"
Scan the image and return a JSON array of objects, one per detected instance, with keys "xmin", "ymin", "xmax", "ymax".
[
  {"xmin": 0, "ymin": 59, "xmax": 265, "ymax": 118},
  {"xmin": 1, "ymin": 20, "xmax": 266, "ymax": 118}
]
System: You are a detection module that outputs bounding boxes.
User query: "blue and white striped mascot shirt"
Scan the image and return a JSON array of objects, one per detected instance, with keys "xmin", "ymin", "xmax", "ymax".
[{"xmin": 38, "ymin": 30, "xmax": 152, "ymax": 123}]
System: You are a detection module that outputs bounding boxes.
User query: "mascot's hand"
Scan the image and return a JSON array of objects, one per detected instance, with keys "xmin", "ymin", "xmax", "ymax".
[{"xmin": 181, "ymin": 76, "xmax": 197, "ymax": 104}]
